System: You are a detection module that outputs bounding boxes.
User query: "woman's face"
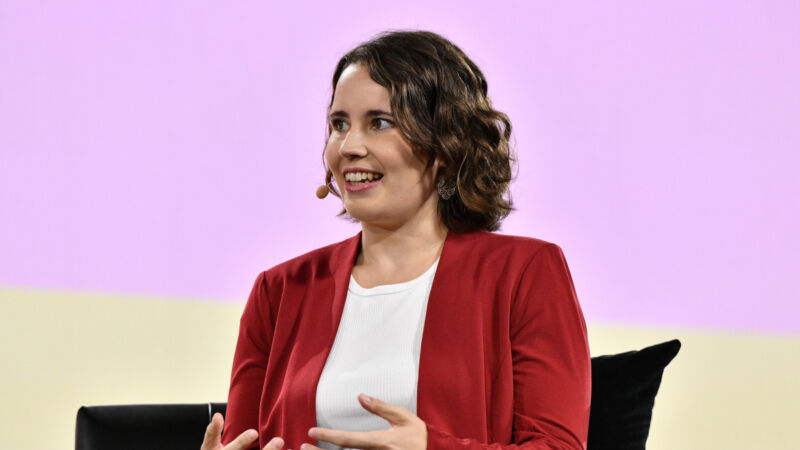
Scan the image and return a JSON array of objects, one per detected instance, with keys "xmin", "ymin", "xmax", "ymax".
[{"xmin": 325, "ymin": 64, "xmax": 440, "ymax": 229}]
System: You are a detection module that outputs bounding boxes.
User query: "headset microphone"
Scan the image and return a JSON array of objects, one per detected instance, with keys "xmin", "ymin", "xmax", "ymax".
[{"xmin": 316, "ymin": 185, "xmax": 330, "ymax": 199}]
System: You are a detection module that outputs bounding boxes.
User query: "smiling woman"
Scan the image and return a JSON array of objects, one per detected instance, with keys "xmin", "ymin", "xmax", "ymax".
[
  {"xmin": 204, "ymin": 30, "xmax": 591, "ymax": 450},
  {"xmin": 325, "ymin": 64, "xmax": 437, "ymax": 233},
  {"xmin": 321, "ymin": 31, "xmax": 514, "ymax": 233}
]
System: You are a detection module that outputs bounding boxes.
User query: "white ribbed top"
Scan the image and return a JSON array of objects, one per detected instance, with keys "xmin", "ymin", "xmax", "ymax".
[{"xmin": 315, "ymin": 258, "xmax": 439, "ymax": 449}]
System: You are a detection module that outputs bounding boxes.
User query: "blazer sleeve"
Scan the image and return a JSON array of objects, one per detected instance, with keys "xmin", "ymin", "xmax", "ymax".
[
  {"xmin": 426, "ymin": 243, "xmax": 592, "ymax": 450},
  {"xmin": 221, "ymin": 271, "xmax": 273, "ymax": 447}
]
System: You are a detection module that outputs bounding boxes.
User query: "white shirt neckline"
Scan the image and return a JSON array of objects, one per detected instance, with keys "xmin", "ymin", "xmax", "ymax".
[{"xmin": 348, "ymin": 257, "xmax": 440, "ymax": 296}]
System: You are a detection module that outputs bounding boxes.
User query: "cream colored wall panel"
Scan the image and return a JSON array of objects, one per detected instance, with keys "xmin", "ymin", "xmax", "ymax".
[
  {"xmin": 1, "ymin": 289, "xmax": 798, "ymax": 449},
  {"xmin": 0, "ymin": 288, "xmax": 243, "ymax": 450},
  {"xmin": 589, "ymin": 324, "xmax": 800, "ymax": 450}
]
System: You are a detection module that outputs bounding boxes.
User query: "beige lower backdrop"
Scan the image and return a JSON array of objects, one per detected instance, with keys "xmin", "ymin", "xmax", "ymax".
[{"xmin": 1, "ymin": 288, "xmax": 798, "ymax": 449}]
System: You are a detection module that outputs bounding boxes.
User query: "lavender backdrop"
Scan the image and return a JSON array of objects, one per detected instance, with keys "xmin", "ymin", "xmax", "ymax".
[{"xmin": 1, "ymin": 1, "xmax": 798, "ymax": 333}]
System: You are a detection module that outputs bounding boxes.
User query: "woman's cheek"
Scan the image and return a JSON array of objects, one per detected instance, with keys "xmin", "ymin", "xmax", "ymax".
[{"xmin": 324, "ymin": 145, "xmax": 340, "ymax": 175}]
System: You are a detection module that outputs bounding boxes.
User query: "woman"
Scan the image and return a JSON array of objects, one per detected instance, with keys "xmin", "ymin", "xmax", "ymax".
[{"xmin": 202, "ymin": 30, "xmax": 591, "ymax": 450}]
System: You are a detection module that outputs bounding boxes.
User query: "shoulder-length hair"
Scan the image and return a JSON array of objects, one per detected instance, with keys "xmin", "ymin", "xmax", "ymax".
[{"xmin": 324, "ymin": 30, "xmax": 514, "ymax": 232}]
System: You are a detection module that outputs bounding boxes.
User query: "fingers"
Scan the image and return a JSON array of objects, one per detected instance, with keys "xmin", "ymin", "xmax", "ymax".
[
  {"xmin": 309, "ymin": 427, "xmax": 383, "ymax": 449},
  {"xmin": 358, "ymin": 394, "xmax": 409, "ymax": 425},
  {"xmin": 299, "ymin": 444, "xmax": 322, "ymax": 450},
  {"xmin": 261, "ymin": 437, "xmax": 284, "ymax": 450},
  {"xmin": 225, "ymin": 429, "xmax": 260, "ymax": 450},
  {"xmin": 202, "ymin": 412, "xmax": 260, "ymax": 450},
  {"xmin": 309, "ymin": 395, "xmax": 424, "ymax": 449},
  {"xmin": 202, "ymin": 413, "xmax": 224, "ymax": 450}
]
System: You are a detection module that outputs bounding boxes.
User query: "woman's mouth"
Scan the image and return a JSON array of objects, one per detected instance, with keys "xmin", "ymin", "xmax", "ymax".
[{"xmin": 344, "ymin": 171, "xmax": 384, "ymax": 192}]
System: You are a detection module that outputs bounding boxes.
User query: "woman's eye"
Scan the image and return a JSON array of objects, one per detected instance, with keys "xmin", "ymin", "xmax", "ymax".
[
  {"xmin": 373, "ymin": 118, "xmax": 393, "ymax": 130},
  {"xmin": 331, "ymin": 119, "xmax": 349, "ymax": 132}
]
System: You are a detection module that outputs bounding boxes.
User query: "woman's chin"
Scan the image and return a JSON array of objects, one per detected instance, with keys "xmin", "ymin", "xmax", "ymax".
[
  {"xmin": 344, "ymin": 204, "xmax": 396, "ymax": 228},
  {"xmin": 345, "ymin": 208, "xmax": 381, "ymax": 224}
]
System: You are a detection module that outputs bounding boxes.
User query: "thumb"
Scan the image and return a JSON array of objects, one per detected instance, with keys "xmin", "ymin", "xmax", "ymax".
[{"xmin": 358, "ymin": 394, "xmax": 409, "ymax": 425}]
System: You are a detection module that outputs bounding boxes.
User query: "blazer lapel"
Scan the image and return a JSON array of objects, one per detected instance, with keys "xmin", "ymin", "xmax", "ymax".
[
  {"xmin": 416, "ymin": 230, "xmax": 488, "ymax": 440},
  {"xmin": 417, "ymin": 230, "xmax": 460, "ymax": 420},
  {"xmin": 297, "ymin": 232, "xmax": 361, "ymax": 444}
]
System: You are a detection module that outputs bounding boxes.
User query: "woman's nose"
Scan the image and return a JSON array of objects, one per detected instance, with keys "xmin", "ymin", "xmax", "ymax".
[{"xmin": 338, "ymin": 130, "xmax": 368, "ymax": 160}]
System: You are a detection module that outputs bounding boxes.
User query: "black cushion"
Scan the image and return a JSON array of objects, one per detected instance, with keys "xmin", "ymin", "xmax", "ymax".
[
  {"xmin": 587, "ymin": 339, "xmax": 681, "ymax": 450},
  {"xmin": 75, "ymin": 402, "xmax": 227, "ymax": 450}
]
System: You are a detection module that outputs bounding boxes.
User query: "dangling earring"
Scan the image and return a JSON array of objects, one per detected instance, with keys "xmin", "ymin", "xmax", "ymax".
[{"xmin": 437, "ymin": 178, "xmax": 456, "ymax": 200}]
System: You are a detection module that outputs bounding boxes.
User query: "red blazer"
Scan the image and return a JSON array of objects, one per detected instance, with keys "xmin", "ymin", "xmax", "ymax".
[{"xmin": 221, "ymin": 230, "xmax": 591, "ymax": 450}]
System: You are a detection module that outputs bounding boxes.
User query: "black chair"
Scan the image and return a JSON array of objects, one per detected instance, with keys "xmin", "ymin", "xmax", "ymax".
[{"xmin": 75, "ymin": 340, "xmax": 680, "ymax": 450}]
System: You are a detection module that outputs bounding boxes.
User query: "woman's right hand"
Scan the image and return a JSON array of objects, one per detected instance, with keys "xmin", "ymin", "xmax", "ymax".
[{"xmin": 201, "ymin": 412, "xmax": 285, "ymax": 450}]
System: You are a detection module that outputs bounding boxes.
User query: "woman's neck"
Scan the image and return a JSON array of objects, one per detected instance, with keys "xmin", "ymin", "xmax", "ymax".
[{"xmin": 354, "ymin": 211, "xmax": 448, "ymax": 288}]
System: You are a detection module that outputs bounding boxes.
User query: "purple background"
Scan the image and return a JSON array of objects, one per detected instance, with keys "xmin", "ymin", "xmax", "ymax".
[{"xmin": 1, "ymin": 1, "xmax": 798, "ymax": 333}]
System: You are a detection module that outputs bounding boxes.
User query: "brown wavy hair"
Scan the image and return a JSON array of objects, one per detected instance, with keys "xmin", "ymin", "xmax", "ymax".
[{"xmin": 323, "ymin": 30, "xmax": 514, "ymax": 232}]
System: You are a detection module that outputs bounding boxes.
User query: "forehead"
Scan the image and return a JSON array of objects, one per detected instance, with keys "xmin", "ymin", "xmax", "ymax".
[{"xmin": 331, "ymin": 64, "xmax": 391, "ymax": 111}]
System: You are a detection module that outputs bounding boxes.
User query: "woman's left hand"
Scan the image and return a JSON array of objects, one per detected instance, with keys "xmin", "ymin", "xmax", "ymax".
[{"xmin": 303, "ymin": 394, "xmax": 427, "ymax": 450}]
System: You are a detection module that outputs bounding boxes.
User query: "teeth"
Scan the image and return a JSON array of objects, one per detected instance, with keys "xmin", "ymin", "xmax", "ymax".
[{"xmin": 345, "ymin": 171, "xmax": 382, "ymax": 183}]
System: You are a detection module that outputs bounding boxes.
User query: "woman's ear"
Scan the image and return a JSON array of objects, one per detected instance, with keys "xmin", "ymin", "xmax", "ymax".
[
  {"xmin": 432, "ymin": 157, "xmax": 446, "ymax": 174},
  {"xmin": 430, "ymin": 159, "xmax": 446, "ymax": 184}
]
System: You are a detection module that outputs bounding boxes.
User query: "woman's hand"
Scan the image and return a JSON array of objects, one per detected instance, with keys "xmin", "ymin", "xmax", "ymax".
[
  {"xmin": 201, "ymin": 412, "xmax": 285, "ymax": 450},
  {"xmin": 304, "ymin": 394, "xmax": 427, "ymax": 450}
]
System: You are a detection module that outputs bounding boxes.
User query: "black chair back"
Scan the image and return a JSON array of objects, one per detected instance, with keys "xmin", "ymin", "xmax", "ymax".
[{"xmin": 75, "ymin": 402, "xmax": 227, "ymax": 450}]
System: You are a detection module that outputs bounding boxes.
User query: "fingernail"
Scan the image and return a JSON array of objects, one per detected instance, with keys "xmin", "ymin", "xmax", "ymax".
[
  {"xmin": 273, "ymin": 437, "xmax": 285, "ymax": 449},
  {"xmin": 245, "ymin": 429, "xmax": 258, "ymax": 440},
  {"xmin": 360, "ymin": 393, "xmax": 373, "ymax": 405},
  {"xmin": 308, "ymin": 428, "xmax": 319, "ymax": 438}
]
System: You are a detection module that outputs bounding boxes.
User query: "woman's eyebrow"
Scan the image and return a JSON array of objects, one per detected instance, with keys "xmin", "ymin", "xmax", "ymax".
[
  {"xmin": 365, "ymin": 109, "xmax": 393, "ymax": 117},
  {"xmin": 329, "ymin": 109, "xmax": 393, "ymax": 119}
]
